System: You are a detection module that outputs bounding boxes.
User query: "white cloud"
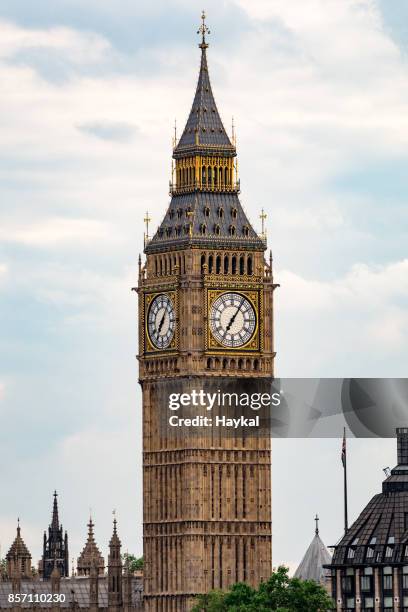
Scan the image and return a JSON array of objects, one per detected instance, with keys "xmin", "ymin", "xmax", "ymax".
[
  {"xmin": 0, "ymin": 218, "xmax": 116, "ymax": 247},
  {"xmin": 0, "ymin": 20, "xmax": 111, "ymax": 63},
  {"xmin": 276, "ymin": 259, "xmax": 408, "ymax": 375},
  {"xmin": 0, "ymin": 382, "xmax": 5, "ymax": 402}
]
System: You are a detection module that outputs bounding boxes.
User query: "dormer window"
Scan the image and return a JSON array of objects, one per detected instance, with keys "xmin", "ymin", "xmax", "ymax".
[
  {"xmin": 165, "ymin": 227, "xmax": 172, "ymax": 238},
  {"xmin": 385, "ymin": 546, "xmax": 393, "ymax": 558},
  {"xmin": 177, "ymin": 208, "xmax": 183, "ymax": 219},
  {"xmin": 242, "ymin": 225, "xmax": 249, "ymax": 237},
  {"xmin": 231, "ymin": 207, "xmax": 237, "ymax": 219},
  {"xmin": 200, "ymin": 224, "xmax": 207, "ymax": 235},
  {"xmin": 366, "ymin": 547, "xmax": 374, "ymax": 559},
  {"xmin": 214, "ymin": 224, "xmax": 220, "ymax": 236},
  {"xmin": 169, "ymin": 209, "xmax": 175, "ymax": 219},
  {"xmin": 347, "ymin": 548, "xmax": 355, "ymax": 559},
  {"xmin": 185, "ymin": 207, "xmax": 192, "ymax": 218},
  {"xmin": 229, "ymin": 225, "xmax": 236, "ymax": 236},
  {"xmin": 217, "ymin": 207, "xmax": 224, "ymax": 218},
  {"xmin": 204, "ymin": 206, "xmax": 210, "ymax": 217}
]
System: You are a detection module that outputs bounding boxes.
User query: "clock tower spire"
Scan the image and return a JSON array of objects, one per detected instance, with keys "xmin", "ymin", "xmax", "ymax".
[{"xmin": 138, "ymin": 14, "xmax": 276, "ymax": 611}]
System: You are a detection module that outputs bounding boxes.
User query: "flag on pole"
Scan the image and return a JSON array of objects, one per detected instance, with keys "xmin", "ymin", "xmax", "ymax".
[{"xmin": 341, "ymin": 429, "xmax": 346, "ymax": 467}]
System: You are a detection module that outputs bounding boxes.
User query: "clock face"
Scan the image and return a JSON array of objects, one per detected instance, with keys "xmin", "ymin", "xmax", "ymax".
[
  {"xmin": 209, "ymin": 292, "xmax": 256, "ymax": 348},
  {"xmin": 147, "ymin": 294, "xmax": 176, "ymax": 350}
]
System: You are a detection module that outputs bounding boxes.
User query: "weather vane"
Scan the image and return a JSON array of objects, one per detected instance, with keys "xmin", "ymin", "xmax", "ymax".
[{"xmin": 197, "ymin": 10, "xmax": 210, "ymax": 48}]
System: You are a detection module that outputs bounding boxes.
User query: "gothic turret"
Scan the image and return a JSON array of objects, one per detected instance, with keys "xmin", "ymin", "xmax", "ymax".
[
  {"xmin": 6, "ymin": 520, "xmax": 32, "ymax": 580},
  {"xmin": 42, "ymin": 491, "xmax": 69, "ymax": 579},
  {"xmin": 108, "ymin": 518, "xmax": 122, "ymax": 611},
  {"xmin": 77, "ymin": 517, "xmax": 105, "ymax": 576}
]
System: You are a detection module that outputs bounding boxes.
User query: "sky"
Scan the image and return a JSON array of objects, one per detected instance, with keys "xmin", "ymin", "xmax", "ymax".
[{"xmin": 0, "ymin": 0, "xmax": 407, "ymax": 574}]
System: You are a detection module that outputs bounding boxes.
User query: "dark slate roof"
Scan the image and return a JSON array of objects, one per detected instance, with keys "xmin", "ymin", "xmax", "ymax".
[
  {"xmin": 0, "ymin": 577, "xmax": 143, "ymax": 609},
  {"xmin": 174, "ymin": 46, "xmax": 235, "ymax": 156},
  {"xmin": 294, "ymin": 533, "xmax": 332, "ymax": 584},
  {"xmin": 330, "ymin": 428, "xmax": 408, "ymax": 568},
  {"xmin": 145, "ymin": 192, "xmax": 266, "ymax": 253}
]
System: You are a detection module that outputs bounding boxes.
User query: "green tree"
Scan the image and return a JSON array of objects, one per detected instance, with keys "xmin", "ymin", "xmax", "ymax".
[
  {"xmin": 193, "ymin": 566, "xmax": 334, "ymax": 612},
  {"xmin": 122, "ymin": 553, "xmax": 143, "ymax": 573}
]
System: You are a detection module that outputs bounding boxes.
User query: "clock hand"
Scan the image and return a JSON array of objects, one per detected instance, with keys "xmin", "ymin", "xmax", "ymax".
[
  {"xmin": 157, "ymin": 311, "xmax": 166, "ymax": 333},
  {"xmin": 225, "ymin": 297, "xmax": 245, "ymax": 332}
]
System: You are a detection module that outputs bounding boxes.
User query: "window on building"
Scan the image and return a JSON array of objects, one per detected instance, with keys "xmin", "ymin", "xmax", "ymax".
[
  {"xmin": 347, "ymin": 548, "xmax": 355, "ymax": 559},
  {"xmin": 361, "ymin": 576, "xmax": 371, "ymax": 591},
  {"xmin": 383, "ymin": 574, "xmax": 393, "ymax": 590},
  {"xmin": 388, "ymin": 536, "xmax": 395, "ymax": 544},
  {"xmin": 369, "ymin": 537, "xmax": 377, "ymax": 545},
  {"xmin": 364, "ymin": 596, "xmax": 374, "ymax": 609},
  {"xmin": 385, "ymin": 546, "xmax": 393, "ymax": 558},
  {"xmin": 217, "ymin": 207, "xmax": 224, "ymax": 218},
  {"xmin": 403, "ymin": 573, "xmax": 408, "ymax": 589},
  {"xmin": 204, "ymin": 206, "xmax": 210, "ymax": 217},
  {"xmin": 342, "ymin": 576, "xmax": 353, "ymax": 592}
]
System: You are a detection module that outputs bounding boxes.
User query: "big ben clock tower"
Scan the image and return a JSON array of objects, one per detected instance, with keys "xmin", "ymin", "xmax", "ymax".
[{"xmin": 137, "ymin": 13, "xmax": 277, "ymax": 611}]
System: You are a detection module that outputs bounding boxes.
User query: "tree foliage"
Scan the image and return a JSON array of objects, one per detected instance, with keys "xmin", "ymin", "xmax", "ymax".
[
  {"xmin": 122, "ymin": 553, "xmax": 143, "ymax": 572},
  {"xmin": 192, "ymin": 566, "xmax": 334, "ymax": 612}
]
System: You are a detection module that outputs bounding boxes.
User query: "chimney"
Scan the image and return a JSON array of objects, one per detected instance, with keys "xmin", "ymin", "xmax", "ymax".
[{"xmin": 397, "ymin": 428, "xmax": 408, "ymax": 465}]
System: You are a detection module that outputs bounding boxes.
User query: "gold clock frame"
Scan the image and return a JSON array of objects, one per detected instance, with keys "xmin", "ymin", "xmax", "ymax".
[
  {"xmin": 144, "ymin": 290, "xmax": 178, "ymax": 354},
  {"xmin": 206, "ymin": 289, "xmax": 261, "ymax": 353}
]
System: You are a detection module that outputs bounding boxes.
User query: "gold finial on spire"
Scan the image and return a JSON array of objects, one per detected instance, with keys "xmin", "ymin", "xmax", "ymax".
[
  {"xmin": 231, "ymin": 116, "xmax": 236, "ymax": 146},
  {"xmin": 144, "ymin": 211, "xmax": 151, "ymax": 248},
  {"xmin": 197, "ymin": 10, "xmax": 210, "ymax": 49},
  {"xmin": 172, "ymin": 118, "xmax": 177, "ymax": 149},
  {"xmin": 260, "ymin": 208, "xmax": 267, "ymax": 239}
]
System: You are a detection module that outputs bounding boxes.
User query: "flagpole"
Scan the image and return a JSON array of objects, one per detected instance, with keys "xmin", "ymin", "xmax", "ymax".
[{"xmin": 343, "ymin": 427, "xmax": 348, "ymax": 534}]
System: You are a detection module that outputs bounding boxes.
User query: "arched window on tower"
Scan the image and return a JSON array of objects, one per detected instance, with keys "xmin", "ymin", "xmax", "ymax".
[
  {"xmin": 232, "ymin": 255, "xmax": 237, "ymax": 274},
  {"xmin": 214, "ymin": 224, "xmax": 221, "ymax": 236},
  {"xmin": 224, "ymin": 256, "xmax": 229, "ymax": 274},
  {"xmin": 219, "ymin": 167, "xmax": 223, "ymax": 186},
  {"xmin": 216, "ymin": 255, "xmax": 221, "ymax": 274},
  {"xmin": 239, "ymin": 255, "xmax": 245, "ymax": 275},
  {"xmin": 200, "ymin": 223, "xmax": 207, "ymax": 235},
  {"xmin": 201, "ymin": 254, "xmax": 206, "ymax": 271},
  {"xmin": 202, "ymin": 166, "xmax": 206, "ymax": 186},
  {"xmin": 204, "ymin": 206, "xmax": 210, "ymax": 217},
  {"xmin": 214, "ymin": 166, "xmax": 218, "ymax": 186},
  {"xmin": 208, "ymin": 166, "xmax": 212, "ymax": 188},
  {"xmin": 247, "ymin": 256, "xmax": 253, "ymax": 275},
  {"xmin": 224, "ymin": 167, "xmax": 229, "ymax": 186},
  {"xmin": 231, "ymin": 207, "xmax": 237, "ymax": 219},
  {"xmin": 208, "ymin": 254, "xmax": 214, "ymax": 273},
  {"xmin": 229, "ymin": 225, "xmax": 236, "ymax": 236}
]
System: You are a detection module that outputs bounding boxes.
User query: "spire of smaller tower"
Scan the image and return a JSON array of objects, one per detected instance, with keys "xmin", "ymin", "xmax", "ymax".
[
  {"xmin": 51, "ymin": 491, "xmax": 59, "ymax": 530},
  {"xmin": 315, "ymin": 514, "xmax": 319, "ymax": 536}
]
